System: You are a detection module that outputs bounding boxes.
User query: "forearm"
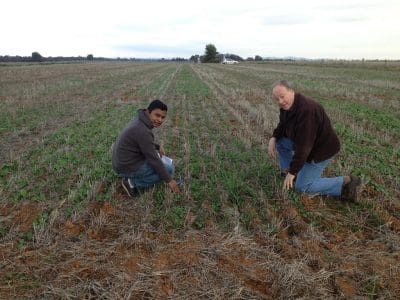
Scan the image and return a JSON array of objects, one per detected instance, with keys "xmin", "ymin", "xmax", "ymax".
[{"xmin": 289, "ymin": 145, "xmax": 312, "ymax": 175}]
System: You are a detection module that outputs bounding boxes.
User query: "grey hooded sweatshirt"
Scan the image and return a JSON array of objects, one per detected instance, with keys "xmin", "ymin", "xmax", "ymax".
[{"xmin": 112, "ymin": 109, "xmax": 172, "ymax": 183}]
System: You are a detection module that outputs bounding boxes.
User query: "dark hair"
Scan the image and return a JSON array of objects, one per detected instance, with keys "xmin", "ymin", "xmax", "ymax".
[{"xmin": 147, "ymin": 99, "xmax": 168, "ymax": 112}]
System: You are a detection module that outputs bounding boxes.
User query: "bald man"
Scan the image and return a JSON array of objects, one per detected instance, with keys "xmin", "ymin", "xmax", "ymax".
[{"xmin": 268, "ymin": 80, "xmax": 361, "ymax": 201}]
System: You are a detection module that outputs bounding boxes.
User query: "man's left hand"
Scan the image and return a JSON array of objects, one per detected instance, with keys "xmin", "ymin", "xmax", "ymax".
[{"xmin": 283, "ymin": 173, "xmax": 296, "ymax": 190}]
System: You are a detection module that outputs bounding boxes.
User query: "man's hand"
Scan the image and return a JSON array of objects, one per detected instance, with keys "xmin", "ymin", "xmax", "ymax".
[
  {"xmin": 159, "ymin": 145, "xmax": 165, "ymax": 157},
  {"xmin": 168, "ymin": 180, "xmax": 180, "ymax": 193},
  {"xmin": 268, "ymin": 137, "xmax": 277, "ymax": 159},
  {"xmin": 283, "ymin": 173, "xmax": 296, "ymax": 190}
]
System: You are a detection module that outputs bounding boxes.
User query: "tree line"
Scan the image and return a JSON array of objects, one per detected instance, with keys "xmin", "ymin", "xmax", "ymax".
[
  {"xmin": 0, "ymin": 52, "xmax": 95, "ymax": 63},
  {"xmin": 0, "ymin": 52, "xmax": 188, "ymax": 63},
  {"xmin": 0, "ymin": 45, "xmax": 266, "ymax": 63},
  {"xmin": 190, "ymin": 44, "xmax": 263, "ymax": 63}
]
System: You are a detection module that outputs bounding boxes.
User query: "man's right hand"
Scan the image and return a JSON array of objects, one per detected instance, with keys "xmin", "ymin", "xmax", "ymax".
[
  {"xmin": 268, "ymin": 137, "xmax": 277, "ymax": 159},
  {"xmin": 159, "ymin": 145, "xmax": 165, "ymax": 157},
  {"xmin": 168, "ymin": 180, "xmax": 180, "ymax": 193}
]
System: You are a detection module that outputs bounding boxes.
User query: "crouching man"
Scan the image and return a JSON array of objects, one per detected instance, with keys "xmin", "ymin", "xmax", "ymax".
[{"xmin": 112, "ymin": 99, "xmax": 180, "ymax": 197}]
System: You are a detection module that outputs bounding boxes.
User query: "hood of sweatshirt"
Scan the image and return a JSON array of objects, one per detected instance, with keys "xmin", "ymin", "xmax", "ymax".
[{"xmin": 138, "ymin": 109, "xmax": 154, "ymax": 129}]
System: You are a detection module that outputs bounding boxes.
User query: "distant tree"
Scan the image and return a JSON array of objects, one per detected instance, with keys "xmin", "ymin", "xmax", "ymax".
[
  {"xmin": 255, "ymin": 55, "xmax": 263, "ymax": 61},
  {"xmin": 246, "ymin": 57, "xmax": 254, "ymax": 61},
  {"xmin": 172, "ymin": 57, "xmax": 186, "ymax": 61},
  {"xmin": 189, "ymin": 54, "xmax": 200, "ymax": 62},
  {"xmin": 216, "ymin": 53, "xmax": 225, "ymax": 63},
  {"xmin": 87, "ymin": 54, "xmax": 94, "ymax": 60},
  {"xmin": 203, "ymin": 44, "xmax": 218, "ymax": 63},
  {"xmin": 225, "ymin": 53, "xmax": 244, "ymax": 61},
  {"xmin": 0, "ymin": 55, "xmax": 31, "ymax": 62},
  {"xmin": 31, "ymin": 52, "xmax": 43, "ymax": 62}
]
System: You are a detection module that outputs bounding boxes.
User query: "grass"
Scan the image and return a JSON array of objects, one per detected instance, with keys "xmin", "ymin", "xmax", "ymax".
[
  {"xmin": 1, "ymin": 61, "xmax": 399, "ymax": 299},
  {"xmin": 0, "ymin": 63, "xmax": 171, "ymax": 144},
  {"xmin": 2, "ymin": 103, "xmax": 121, "ymax": 203}
]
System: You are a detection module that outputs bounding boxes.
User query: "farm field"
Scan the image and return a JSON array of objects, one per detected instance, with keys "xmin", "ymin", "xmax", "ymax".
[{"xmin": 1, "ymin": 60, "xmax": 400, "ymax": 298}]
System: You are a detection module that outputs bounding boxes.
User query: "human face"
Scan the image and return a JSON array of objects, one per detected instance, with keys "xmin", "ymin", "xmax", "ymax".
[
  {"xmin": 272, "ymin": 85, "xmax": 295, "ymax": 110},
  {"xmin": 148, "ymin": 108, "xmax": 167, "ymax": 127}
]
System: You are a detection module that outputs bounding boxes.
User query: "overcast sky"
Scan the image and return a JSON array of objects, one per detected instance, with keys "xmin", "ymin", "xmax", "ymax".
[{"xmin": 2, "ymin": 0, "xmax": 399, "ymax": 59}]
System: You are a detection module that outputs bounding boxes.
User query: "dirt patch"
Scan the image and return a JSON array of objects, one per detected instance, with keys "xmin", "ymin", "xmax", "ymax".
[
  {"xmin": 217, "ymin": 254, "xmax": 275, "ymax": 297},
  {"xmin": 2, "ymin": 198, "xmax": 399, "ymax": 299},
  {"xmin": 120, "ymin": 87, "xmax": 139, "ymax": 102},
  {"xmin": 335, "ymin": 276, "xmax": 358, "ymax": 297},
  {"xmin": 10, "ymin": 202, "xmax": 41, "ymax": 232},
  {"xmin": 281, "ymin": 206, "xmax": 308, "ymax": 236},
  {"xmin": 300, "ymin": 194, "xmax": 323, "ymax": 211},
  {"xmin": 0, "ymin": 203, "xmax": 13, "ymax": 216},
  {"xmin": 124, "ymin": 256, "xmax": 142, "ymax": 273},
  {"xmin": 89, "ymin": 201, "xmax": 116, "ymax": 216},
  {"xmin": 63, "ymin": 219, "xmax": 85, "ymax": 237},
  {"xmin": 379, "ymin": 211, "xmax": 400, "ymax": 232}
]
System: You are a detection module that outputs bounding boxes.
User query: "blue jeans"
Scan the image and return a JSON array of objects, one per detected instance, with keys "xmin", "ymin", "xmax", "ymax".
[
  {"xmin": 276, "ymin": 137, "xmax": 343, "ymax": 197},
  {"xmin": 120, "ymin": 160, "xmax": 174, "ymax": 188}
]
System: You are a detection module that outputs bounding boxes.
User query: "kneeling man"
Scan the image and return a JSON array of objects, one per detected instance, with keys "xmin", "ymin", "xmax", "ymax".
[
  {"xmin": 268, "ymin": 80, "xmax": 361, "ymax": 201},
  {"xmin": 112, "ymin": 99, "xmax": 180, "ymax": 197}
]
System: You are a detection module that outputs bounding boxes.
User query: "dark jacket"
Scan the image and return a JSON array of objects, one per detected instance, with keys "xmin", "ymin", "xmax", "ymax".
[
  {"xmin": 272, "ymin": 93, "xmax": 340, "ymax": 175},
  {"xmin": 112, "ymin": 109, "xmax": 172, "ymax": 182}
]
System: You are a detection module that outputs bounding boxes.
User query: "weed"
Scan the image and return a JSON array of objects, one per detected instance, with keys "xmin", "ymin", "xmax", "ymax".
[
  {"xmin": 0, "ymin": 224, "xmax": 9, "ymax": 238},
  {"xmin": 17, "ymin": 231, "xmax": 33, "ymax": 249},
  {"xmin": 362, "ymin": 276, "xmax": 380, "ymax": 299},
  {"xmin": 167, "ymin": 205, "xmax": 186, "ymax": 229}
]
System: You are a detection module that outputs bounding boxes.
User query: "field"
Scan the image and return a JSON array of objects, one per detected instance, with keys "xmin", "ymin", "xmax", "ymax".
[{"xmin": 1, "ymin": 60, "xmax": 400, "ymax": 299}]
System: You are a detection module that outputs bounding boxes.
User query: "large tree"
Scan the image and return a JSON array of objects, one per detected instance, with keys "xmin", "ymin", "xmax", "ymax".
[
  {"xmin": 31, "ymin": 52, "xmax": 43, "ymax": 62},
  {"xmin": 203, "ymin": 44, "xmax": 218, "ymax": 63}
]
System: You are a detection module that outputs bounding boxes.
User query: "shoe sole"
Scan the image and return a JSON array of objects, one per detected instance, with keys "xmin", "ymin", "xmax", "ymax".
[{"xmin": 121, "ymin": 179, "xmax": 134, "ymax": 198}]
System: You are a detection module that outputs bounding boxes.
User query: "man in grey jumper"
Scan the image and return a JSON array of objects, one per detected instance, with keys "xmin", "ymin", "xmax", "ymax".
[{"xmin": 112, "ymin": 100, "xmax": 180, "ymax": 196}]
